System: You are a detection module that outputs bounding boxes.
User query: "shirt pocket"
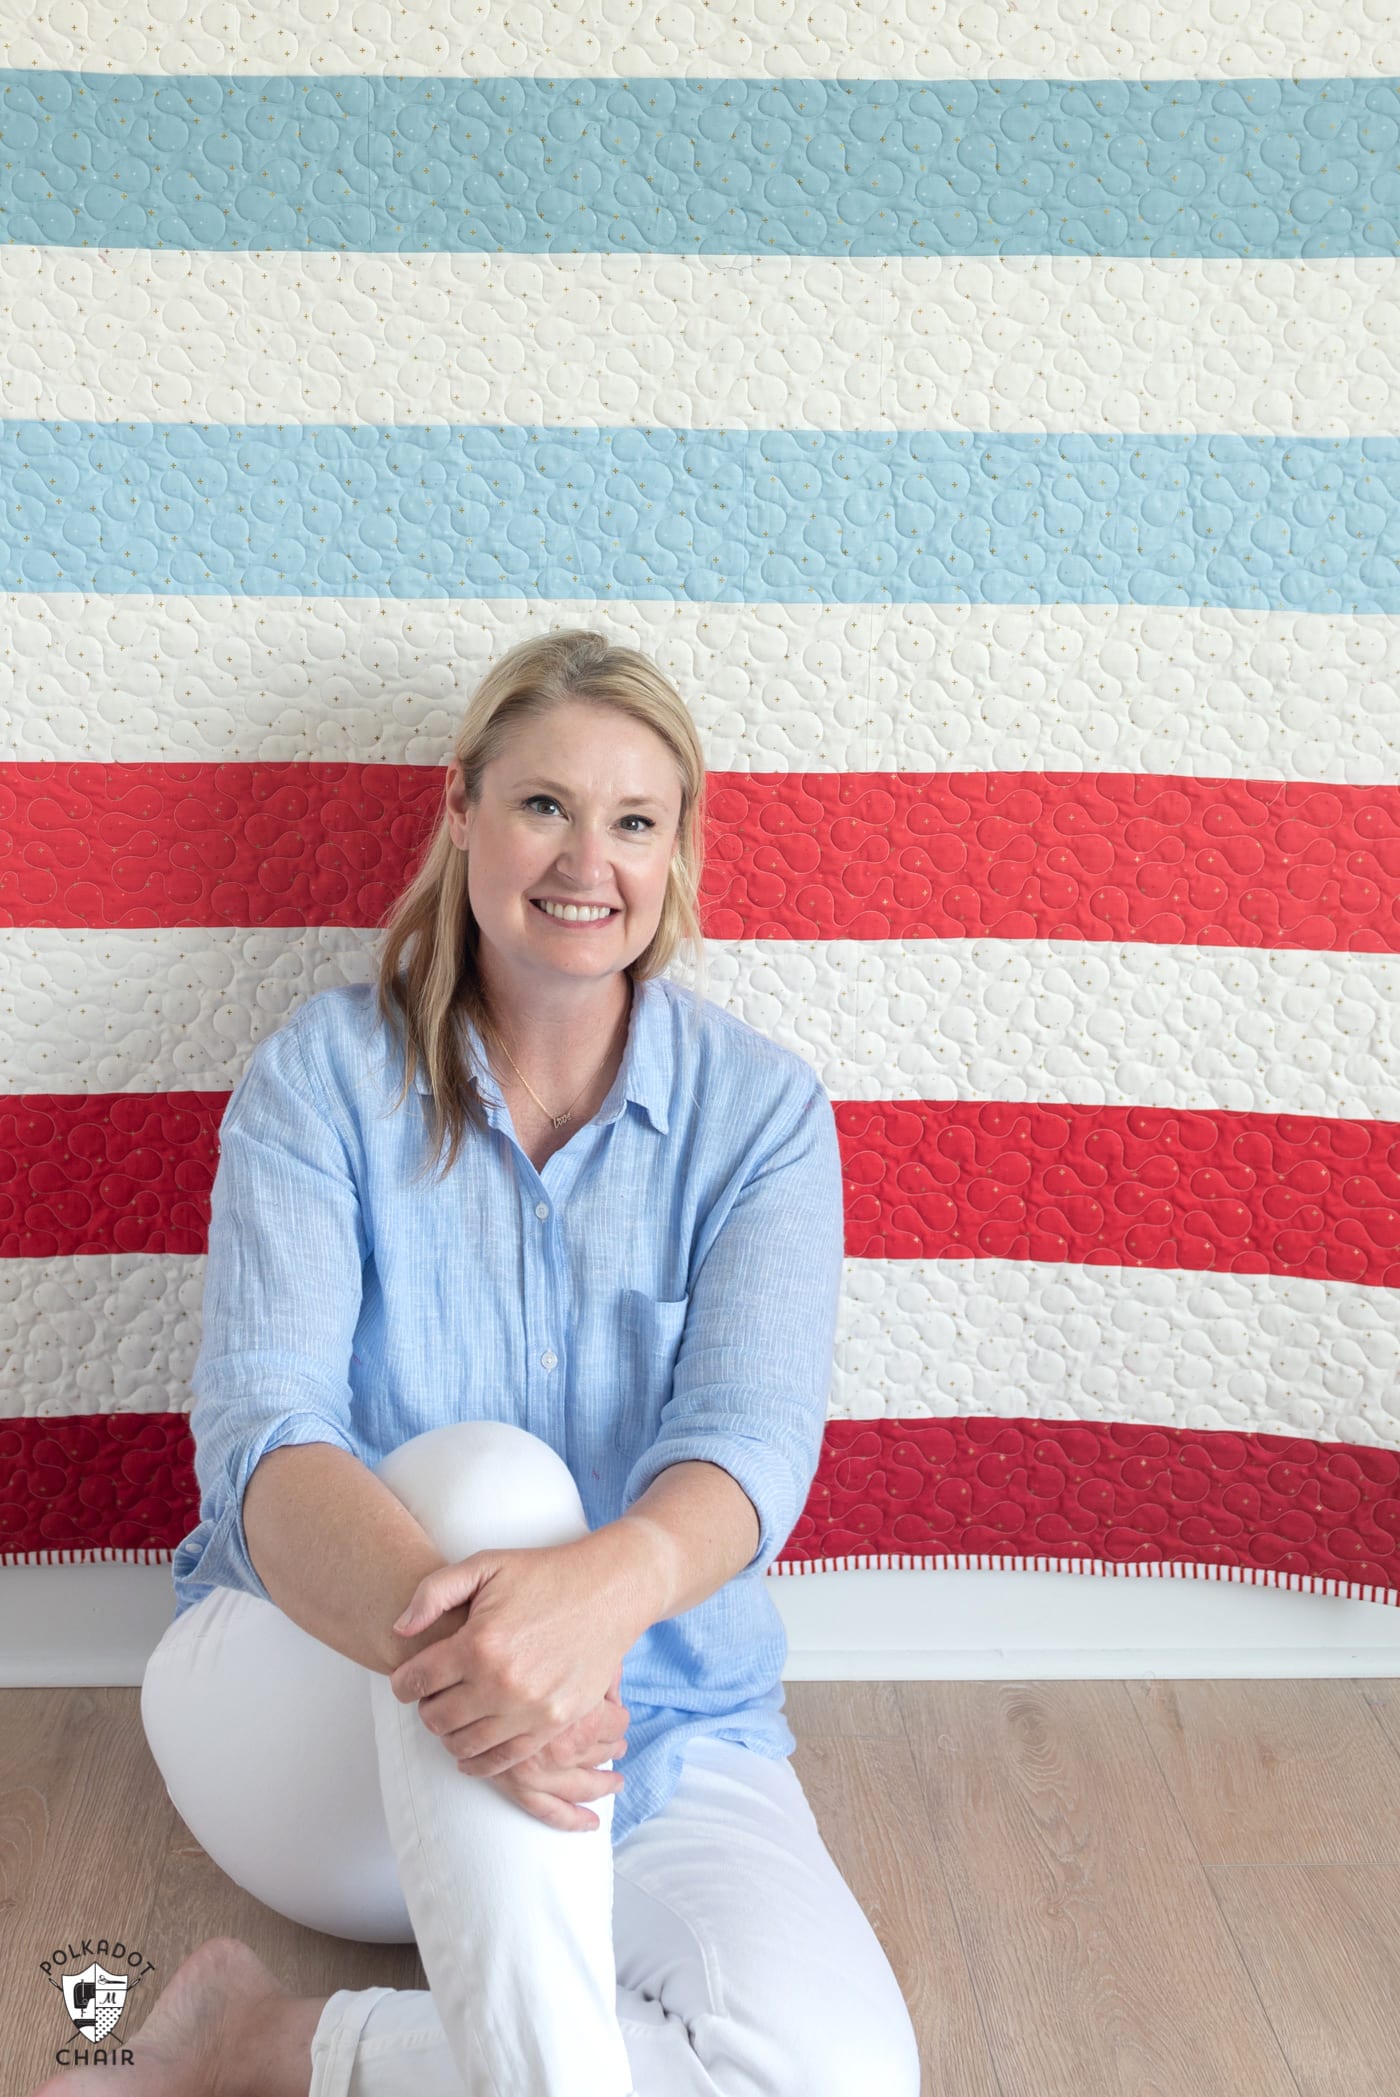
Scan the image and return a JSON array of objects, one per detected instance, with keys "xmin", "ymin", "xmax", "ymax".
[{"xmin": 614, "ymin": 1288, "xmax": 691, "ymax": 1449}]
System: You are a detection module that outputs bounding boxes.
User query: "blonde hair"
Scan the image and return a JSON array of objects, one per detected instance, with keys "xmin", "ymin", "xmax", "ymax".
[{"xmin": 374, "ymin": 627, "xmax": 708, "ymax": 1184}]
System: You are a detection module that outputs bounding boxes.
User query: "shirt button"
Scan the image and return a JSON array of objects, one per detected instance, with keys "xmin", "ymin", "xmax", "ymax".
[
  {"xmin": 540, "ymin": 1350, "xmax": 557, "ymax": 1370},
  {"xmin": 535, "ymin": 1202, "xmax": 549, "ymax": 1219}
]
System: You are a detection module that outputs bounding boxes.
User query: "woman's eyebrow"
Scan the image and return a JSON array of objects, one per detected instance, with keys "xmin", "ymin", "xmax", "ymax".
[{"xmin": 512, "ymin": 776, "xmax": 667, "ymax": 811}]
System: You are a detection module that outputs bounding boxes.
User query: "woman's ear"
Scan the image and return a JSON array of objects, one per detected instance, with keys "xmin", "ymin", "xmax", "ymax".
[{"xmin": 444, "ymin": 761, "xmax": 473, "ymax": 851}]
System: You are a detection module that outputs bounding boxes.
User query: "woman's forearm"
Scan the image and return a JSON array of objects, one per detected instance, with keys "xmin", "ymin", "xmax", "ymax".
[
  {"xmin": 242, "ymin": 1440, "xmax": 473, "ymax": 1676},
  {"xmin": 597, "ymin": 1459, "xmax": 763, "ymax": 1622},
  {"xmin": 241, "ymin": 1442, "xmax": 761, "ymax": 1683}
]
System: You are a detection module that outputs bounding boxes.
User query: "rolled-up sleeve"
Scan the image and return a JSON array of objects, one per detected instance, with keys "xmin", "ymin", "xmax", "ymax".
[
  {"xmin": 177, "ymin": 1009, "xmax": 365, "ymax": 1605},
  {"xmin": 621, "ymin": 1063, "xmax": 846, "ymax": 1579}
]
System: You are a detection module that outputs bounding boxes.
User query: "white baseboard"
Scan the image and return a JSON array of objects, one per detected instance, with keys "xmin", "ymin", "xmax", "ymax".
[{"xmin": 2, "ymin": 1562, "xmax": 1399, "ymax": 1686}]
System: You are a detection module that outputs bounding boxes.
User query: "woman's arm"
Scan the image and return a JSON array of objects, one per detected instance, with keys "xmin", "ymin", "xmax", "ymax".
[
  {"xmin": 182, "ymin": 1005, "xmax": 375, "ymax": 1611},
  {"xmin": 243, "ymin": 1442, "xmax": 753, "ymax": 1673},
  {"xmin": 243, "ymin": 1439, "xmax": 474, "ymax": 1675},
  {"xmin": 612, "ymin": 1065, "xmax": 846, "ymax": 1585},
  {"xmin": 590, "ymin": 1458, "xmax": 760, "ymax": 1621}
]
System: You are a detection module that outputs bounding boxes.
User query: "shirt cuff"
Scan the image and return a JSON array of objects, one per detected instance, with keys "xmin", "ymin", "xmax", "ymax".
[{"xmin": 622, "ymin": 1433, "xmax": 799, "ymax": 1582}]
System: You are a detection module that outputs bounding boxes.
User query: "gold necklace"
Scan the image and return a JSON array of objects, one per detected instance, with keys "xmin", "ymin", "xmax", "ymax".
[{"xmin": 491, "ymin": 992, "xmax": 630, "ymax": 1130}]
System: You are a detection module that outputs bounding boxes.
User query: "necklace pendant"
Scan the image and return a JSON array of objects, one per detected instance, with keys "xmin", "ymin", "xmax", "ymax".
[{"xmin": 551, "ymin": 1111, "xmax": 571, "ymax": 1128}]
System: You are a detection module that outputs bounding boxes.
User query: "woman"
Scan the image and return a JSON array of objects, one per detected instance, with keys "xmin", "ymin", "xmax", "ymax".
[{"xmin": 34, "ymin": 630, "xmax": 921, "ymax": 2097}]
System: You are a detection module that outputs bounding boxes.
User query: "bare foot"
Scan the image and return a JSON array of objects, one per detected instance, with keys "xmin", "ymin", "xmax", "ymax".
[{"xmin": 26, "ymin": 1935, "xmax": 320, "ymax": 2097}]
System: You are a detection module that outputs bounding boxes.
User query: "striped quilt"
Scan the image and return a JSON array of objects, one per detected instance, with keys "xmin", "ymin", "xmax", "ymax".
[{"xmin": 3, "ymin": 4, "xmax": 1399, "ymax": 1605}]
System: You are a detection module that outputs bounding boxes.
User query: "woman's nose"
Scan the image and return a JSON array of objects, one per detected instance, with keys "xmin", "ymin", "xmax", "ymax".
[{"xmin": 552, "ymin": 840, "xmax": 611, "ymax": 879}]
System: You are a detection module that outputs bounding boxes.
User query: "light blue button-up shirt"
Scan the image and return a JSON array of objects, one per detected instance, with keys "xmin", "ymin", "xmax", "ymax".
[{"xmin": 171, "ymin": 970, "xmax": 846, "ymax": 1848}]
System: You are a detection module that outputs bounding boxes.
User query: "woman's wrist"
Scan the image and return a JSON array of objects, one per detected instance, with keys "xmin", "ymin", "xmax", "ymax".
[{"xmin": 571, "ymin": 1514, "xmax": 677, "ymax": 1639}]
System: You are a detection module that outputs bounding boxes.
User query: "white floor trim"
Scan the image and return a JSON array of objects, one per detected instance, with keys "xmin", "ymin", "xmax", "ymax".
[{"xmin": 2, "ymin": 1562, "xmax": 1398, "ymax": 1687}]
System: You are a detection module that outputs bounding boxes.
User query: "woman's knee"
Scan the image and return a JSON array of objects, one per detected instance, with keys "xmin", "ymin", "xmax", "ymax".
[{"xmin": 371, "ymin": 1420, "xmax": 590, "ymax": 1564}]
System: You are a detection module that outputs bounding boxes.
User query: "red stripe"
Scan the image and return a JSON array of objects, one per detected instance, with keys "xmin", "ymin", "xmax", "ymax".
[
  {"xmin": 0, "ymin": 1091, "xmax": 226, "ymax": 1257},
  {"xmin": 837, "ymin": 1098, "xmax": 1400, "ymax": 1286},
  {"xmin": 5, "ymin": 763, "xmax": 1400, "ymax": 949},
  {"xmin": 4, "ymin": 1089, "xmax": 1399, "ymax": 1285},
  {"xmin": 0, "ymin": 1413, "xmax": 189, "ymax": 1558},
  {"xmin": 3, "ymin": 1413, "xmax": 1397, "ymax": 1601},
  {"xmin": 793, "ymin": 1415, "xmax": 1400, "ymax": 1593}
]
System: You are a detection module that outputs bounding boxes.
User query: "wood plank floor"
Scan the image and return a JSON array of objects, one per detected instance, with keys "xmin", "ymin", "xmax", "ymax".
[{"xmin": 4, "ymin": 1677, "xmax": 1399, "ymax": 2096}]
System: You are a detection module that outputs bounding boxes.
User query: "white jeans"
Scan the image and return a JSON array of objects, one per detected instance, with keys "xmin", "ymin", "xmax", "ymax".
[{"xmin": 141, "ymin": 1421, "xmax": 922, "ymax": 2097}]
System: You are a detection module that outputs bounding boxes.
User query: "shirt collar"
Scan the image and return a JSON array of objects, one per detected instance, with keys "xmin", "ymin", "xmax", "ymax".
[{"xmin": 411, "ymin": 973, "xmax": 671, "ymax": 1136}]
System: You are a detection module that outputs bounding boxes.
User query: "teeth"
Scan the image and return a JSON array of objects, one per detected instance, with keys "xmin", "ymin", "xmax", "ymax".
[{"xmin": 536, "ymin": 900, "xmax": 614, "ymax": 922}]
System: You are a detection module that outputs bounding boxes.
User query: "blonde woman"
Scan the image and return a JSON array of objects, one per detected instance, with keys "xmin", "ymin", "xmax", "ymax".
[{"xmin": 35, "ymin": 631, "xmax": 920, "ymax": 2097}]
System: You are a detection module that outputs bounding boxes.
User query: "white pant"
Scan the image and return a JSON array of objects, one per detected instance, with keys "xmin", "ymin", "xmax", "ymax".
[{"xmin": 141, "ymin": 1421, "xmax": 922, "ymax": 2097}]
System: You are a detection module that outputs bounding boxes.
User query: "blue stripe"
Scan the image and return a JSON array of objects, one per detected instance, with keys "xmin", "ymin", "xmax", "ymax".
[
  {"xmin": 3, "ymin": 422, "xmax": 1397, "ymax": 609},
  {"xmin": 1, "ymin": 72, "xmax": 1395, "ymax": 257}
]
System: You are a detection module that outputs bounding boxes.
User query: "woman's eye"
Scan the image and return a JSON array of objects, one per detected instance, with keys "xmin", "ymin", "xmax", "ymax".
[{"xmin": 522, "ymin": 796, "xmax": 651, "ymax": 831}]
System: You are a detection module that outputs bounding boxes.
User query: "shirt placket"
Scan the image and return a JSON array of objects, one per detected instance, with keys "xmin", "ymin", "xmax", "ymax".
[{"xmin": 511, "ymin": 1135, "xmax": 585, "ymax": 1447}]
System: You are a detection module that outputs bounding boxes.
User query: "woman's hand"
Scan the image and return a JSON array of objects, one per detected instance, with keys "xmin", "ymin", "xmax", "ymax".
[
  {"xmin": 487, "ymin": 1664, "xmax": 630, "ymax": 1833},
  {"xmin": 386, "ymin": 1540, "xmax": 642, "ymax": 1780}
]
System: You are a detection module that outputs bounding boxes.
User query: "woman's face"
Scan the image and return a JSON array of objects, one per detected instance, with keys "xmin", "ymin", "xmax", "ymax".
[{"xmin": 445, "ymin": 700, "xmax": 685, "ymax": 997}]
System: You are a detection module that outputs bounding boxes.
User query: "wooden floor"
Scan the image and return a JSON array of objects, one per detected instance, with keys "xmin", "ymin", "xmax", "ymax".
[{"xmin": 3, "ymin": 1676, "xmax": 1399, "ymax": 2096}]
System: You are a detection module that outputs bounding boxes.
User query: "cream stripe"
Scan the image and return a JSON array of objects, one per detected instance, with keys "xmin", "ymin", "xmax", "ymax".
[
  {"xmin": 0, "ymin": 1254, "xmax": 207, "ymax": 1417},
  {"xmin": 3, "ymin": 927, "xmax": 1397, "ymax": 1122},
  {"xmin": 5, "ymin": 1248, "xmax": 1397, "ymax": 1449},
  {"xmin": 835, "ymin": 1254, "xmax": 1400, "ymax": 1442},
  {"xmin": 5, "ymin": 593, "xmax": 1399, "ymax": 784},
  {"xmin": 7, "ymin": 1, "xmax": 1389, "ymax": 77},
  {"xmin": 3, "ymin": 250, "xmax": 1396, "ymax": 439}
]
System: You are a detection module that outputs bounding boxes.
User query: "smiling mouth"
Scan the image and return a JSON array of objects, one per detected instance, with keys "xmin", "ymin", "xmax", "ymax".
[{"xmin": 531, "ymin": 899, "xmax": 620, "ymax": 921}]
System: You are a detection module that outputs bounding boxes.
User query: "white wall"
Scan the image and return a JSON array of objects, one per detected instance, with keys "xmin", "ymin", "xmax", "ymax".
[{"xmin": 4, "ymin": 1564, "xmax": 1398, "ymax": 1688}]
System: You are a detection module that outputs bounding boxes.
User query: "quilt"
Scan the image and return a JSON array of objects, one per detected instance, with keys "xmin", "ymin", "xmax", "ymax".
[{"xmin": 2, "ymin": 3, "xmax": 1399, "ymax": 1607}]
